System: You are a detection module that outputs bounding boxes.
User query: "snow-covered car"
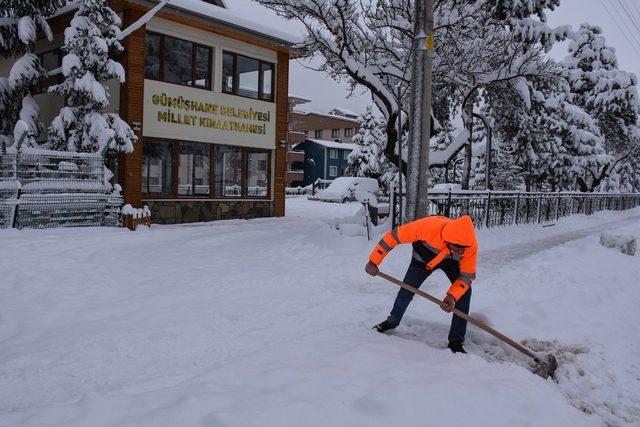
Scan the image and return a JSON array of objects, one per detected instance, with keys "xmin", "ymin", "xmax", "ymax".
[
  {"xmin": 431, "ymin": 183, "xmax": 462, "ymax": 192},
  {"xmin": 317, "ymin": 177, "xmax": 380, "ymax": 203}
]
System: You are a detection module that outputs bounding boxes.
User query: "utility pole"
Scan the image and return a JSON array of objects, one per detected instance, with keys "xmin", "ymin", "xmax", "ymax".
[
  {"xmin": 396, "ymin": 85, "xmax": 404, "ymax": 225},
  {"xmin": 405, "ymin": 0, "xmax": 434, "ymax": 221}
]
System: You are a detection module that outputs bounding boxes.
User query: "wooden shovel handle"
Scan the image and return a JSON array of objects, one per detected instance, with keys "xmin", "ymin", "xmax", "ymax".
[{"xmin": 376, "ymin": 270, "xmax": 539, "ymax": 361}]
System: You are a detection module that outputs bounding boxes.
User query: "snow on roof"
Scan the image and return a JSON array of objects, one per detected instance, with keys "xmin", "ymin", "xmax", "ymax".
[
  {"xmin": 307, "ymin": 139, "xmax": 358, "ymax": 150},
  {"xmin": 169, "ymin": 0, "xmax": 302, "ymax": 45},
  {"xmin": 52, "ymin": 0, "xmax": 301, "ymax": 46},
  {"xmin": 289, "ymin": 94, "xmax": 312, "ymax": 102},
  {"xmin": 328, "ymin": 107, "xmax": 358, "ymax": 119},
  {"xmin": 292, "ymin": 110, "xmax": 361, "ymax": 124},
  {"xmin": 288, "ymin": 94, "xmax": 312, "ymax": 105}
]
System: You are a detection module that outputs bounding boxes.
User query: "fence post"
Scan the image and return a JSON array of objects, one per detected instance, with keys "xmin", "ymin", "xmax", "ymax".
[
  {"xmin": 484, "ymin": 190, "xmax": 491, "ymax": 228},
  {"xmin": 390, "ymin": 181, "xmax": 396, "ymax": 229},
  {"xmin": 10, "ymin": 134, "xmax": 27, "ymax": 229},
  {"xmin": 554, "ymin": 192, "xmax": 560, "ymax": 221},
  {"xmin": 536, "ymin": 194, "xmax": 542, "ymax": 223},
  {"xmin": 569, "ymin": 195, "xmax": 574, "ymax": 215},
  {"xmin": 513, "ymin": 193, "xmax": 520, "ymax": 225},
  {"xmin": 446, "ymin": 188, "xmax": 452, "ymax": 217}
]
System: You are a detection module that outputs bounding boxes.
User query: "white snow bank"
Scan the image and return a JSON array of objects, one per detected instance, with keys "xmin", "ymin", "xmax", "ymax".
[
  {"xmin": 121, "ymin": 204, "xmax": 151, "ymax": 219},
  {"xmin": 1, "ymin": 207, "xmax": 640, "ymax": 425},
  {"xmin": 599, "ymin": 231, "xmax": 637, "ymax": 256},
  {"xmin": 286, "ymin": 196, "xmax": 365, "ymax": 220}
]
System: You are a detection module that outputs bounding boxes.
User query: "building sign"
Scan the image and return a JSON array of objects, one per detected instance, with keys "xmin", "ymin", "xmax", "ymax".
[{"xmin": 143, "ymin": 80, "xmax": 276, "ymax": 149}]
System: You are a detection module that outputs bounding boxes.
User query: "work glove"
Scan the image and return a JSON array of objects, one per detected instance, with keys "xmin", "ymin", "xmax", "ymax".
[
  {"xmin": 365, "ymin": 261, "xmax": 379, "ymax": 276},
  {"xmin": 441, "ymin": 295, "xmax": 456, "ymax": 313}
]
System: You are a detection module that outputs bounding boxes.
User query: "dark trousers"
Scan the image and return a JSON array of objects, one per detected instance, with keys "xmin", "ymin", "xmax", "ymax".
[{"xmin": 386, "ymin": 258, "xmax": 472, "ymax": 343}]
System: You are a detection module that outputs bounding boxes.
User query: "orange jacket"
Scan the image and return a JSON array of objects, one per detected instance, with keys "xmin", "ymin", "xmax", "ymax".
[{"xmin": 369, "ymin": 215, "xmax": 478, "ymax": 301}]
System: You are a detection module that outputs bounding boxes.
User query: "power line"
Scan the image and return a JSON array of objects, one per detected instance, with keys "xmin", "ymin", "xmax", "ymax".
[
  {"xmin": 600, "ymin": 0, "xmax": 640, "ymax": 56},
  {"xmin": 623, "ymin": 0, "xmax": 640, "ymax": 28},
  {"xmin": 610, "ymin": 0, "xmax": 640, "ymax": 49},
  {"xmin": 615, "ymin": 0, "xmax": 640, "ymax": 36}
]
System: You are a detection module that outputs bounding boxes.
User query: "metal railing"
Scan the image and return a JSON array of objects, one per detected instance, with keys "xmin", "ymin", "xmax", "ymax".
[
  {"xmin": 391, "ymin": 190, "xmax": 640, "ymax": 229},
  {"xmin": 0, "ymin": 148, "xmax": 122, "ymax": 229}
]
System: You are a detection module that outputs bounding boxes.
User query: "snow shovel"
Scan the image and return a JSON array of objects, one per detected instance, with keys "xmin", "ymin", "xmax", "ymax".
[{"xmin": 375, "ymin": 270, "xmax": 559, "ymax": 379}]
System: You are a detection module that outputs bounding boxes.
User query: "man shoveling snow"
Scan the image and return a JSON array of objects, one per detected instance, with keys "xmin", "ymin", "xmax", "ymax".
[{"xmin": 365, "ymin": 215, "xmax": 477, "ymax": 354}]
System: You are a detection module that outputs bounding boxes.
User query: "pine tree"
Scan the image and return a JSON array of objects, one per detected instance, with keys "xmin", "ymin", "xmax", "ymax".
[
  {"xmin": 564, "ymin": 24, "xmax": 640, "ymax": 191},
  {"xmin": 487, "ymin": 73, "xmax": 606, "ymax": 191},
  {"xmin": 48, "ymin": 0, "xmax": 135, "ymax": 153},
  {"xmin": 491, "ymin": 144, "xmax": 525, "ymax": 190},
  {"xmin": 346, "ymin": 108, "xmax": 387, "ymax": 179},
  {"xmin": 0, "ymin": 0, "xmax": 64, "ymax": 147}
]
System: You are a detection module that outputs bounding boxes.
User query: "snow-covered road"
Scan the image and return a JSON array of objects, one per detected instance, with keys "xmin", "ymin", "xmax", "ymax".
[{"xmin": 1, "ymin": 200, "xmax": 639, "ymax": 426}]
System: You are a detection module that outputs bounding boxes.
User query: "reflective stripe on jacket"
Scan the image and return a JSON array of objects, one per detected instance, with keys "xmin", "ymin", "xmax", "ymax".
[{"xmin": 369, "ymin": 215, "xmax": 478, "ymax": 301}]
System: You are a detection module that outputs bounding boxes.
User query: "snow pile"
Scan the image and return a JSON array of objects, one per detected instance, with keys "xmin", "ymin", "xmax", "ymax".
[
  {"xmin": 599, "ymin": 231, "xmax": 637, "ymax": 256},
  {"xmin": 121, "ymin": 204, "xmax": 151, "ymax": 219}
]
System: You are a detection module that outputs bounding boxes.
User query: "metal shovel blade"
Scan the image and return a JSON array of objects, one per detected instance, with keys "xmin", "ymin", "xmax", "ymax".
[{"xmin": 533, "ymin": 354, "xmax": 559, "ymax": 379}]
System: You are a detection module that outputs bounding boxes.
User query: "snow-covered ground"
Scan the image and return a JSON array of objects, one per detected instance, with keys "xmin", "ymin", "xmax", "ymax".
[{"xmin": 1, "ymin": 198, "xmax": 640, "ymax": 426}]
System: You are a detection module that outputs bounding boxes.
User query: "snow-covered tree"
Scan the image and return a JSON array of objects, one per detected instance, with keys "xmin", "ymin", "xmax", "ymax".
[
  {"xmin": 490, "ymin": 144, "xmax": 526, "ymax": 190},
  {"xmin": 486, "ymin": 71, "xmax": 607, "ymax": 191},
  {"xmin": 257, "ymin": 0, "xmax": 567, "ymax": 182},
  {"xmin": 346, "ymin": 108, "xmax": 387, "ymax": 179},
  {"xmin": 48, "ymin": 0, "xmax": 135, "ymax": 154},
  {"xmin": 564, "ymin": 24, "xmax": 640, "ymax": 191},
  {"xmin": 0, "ymin": 0, "xmax": 64, "ymax": 147}
]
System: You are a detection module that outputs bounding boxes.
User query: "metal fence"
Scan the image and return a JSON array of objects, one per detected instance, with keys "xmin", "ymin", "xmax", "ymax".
[
  {"xmin": 0, "ymin": 149, "xmax": 122, "ymax": 229},
  {"xmin": 390, "ymin": 190, "xmax": 640, "ymax": 229}
]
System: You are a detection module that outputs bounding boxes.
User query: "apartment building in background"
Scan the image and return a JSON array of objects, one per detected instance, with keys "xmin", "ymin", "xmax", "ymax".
[{"xmin": 286, "ymin": 107, "xmax": 362, "ymax": 187}]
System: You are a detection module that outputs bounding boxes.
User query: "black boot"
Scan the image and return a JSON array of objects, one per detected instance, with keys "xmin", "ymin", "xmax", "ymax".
[
  {"xmin": 373, "ymin": 320, "xmax": 396, "ymax": 333},
  {"xmin": 448, "ymin": 341, "xmax": 467, "ymax": 354}
]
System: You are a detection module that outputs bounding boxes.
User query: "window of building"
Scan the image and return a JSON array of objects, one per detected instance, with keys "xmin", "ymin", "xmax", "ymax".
[
  {"xmin": 142, "ymin": 141, "xmax": 173, "ymax": 196},
  {"xmin": 332, "ymin": 129, "xmax": 340, "ymax": 138},
  {"xmin": 143, "ymin": 141, "xmax": 270, "ymax": 199},
  {"xmin": 343, "ymin": 150, "xmax": 349, "ymax": 160},
  {"xmin": 222, "ymin": 51, "xmax": 234, "ymax": 93},
  {"xmin": 247, "ymin": 152, "xmax": 269, "ymax": 196},
  {"xmin": 262, "ymin": 62, "xmax": 273, "ymax": 101},
  {"xmin": 194, "ymin": 46, "xmax": 212, "ymax": 88},
  {"xmin": 344, "ymin": 128, "xmax": 353, "ymax": 137},
  {"xmin": 314, "ymin": 129, "xmax": 323, "ymax": 139},
  {"xmin": 38, "ymin": 48, "xmax": 63, "ymax": 92},
  {"xmin": 329, "ymin": 165, "xmax": 338, "ymax": 177},
  {"xmin": 179, "ymin": 142, "xmax": 210, "ymax": 196},
  {"xmin": 329, "ymin": 149, "xmax": 338, "ymax": 159},
  {"xmin": 215, "ymin": 145, "xmax": 243, "ymax": 197},
  {"xmin": 145, "ymin": 32, "xmax": 212, "ymax": 90},
  {"xmin": 222, "ymin": 51, "xmax": 275, "ymax": 101},
  {"xmin": 145, "ymin": 33, "xmax": 161, "ymax": 79},
  {"xmin": 164, "ymin": 37, "xmax": 192, "ymax": 86}
]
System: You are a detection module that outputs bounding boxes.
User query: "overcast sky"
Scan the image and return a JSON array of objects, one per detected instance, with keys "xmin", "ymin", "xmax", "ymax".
[{"xmin": 230, "ymin": 0, "xmax": 640, "ymax": 116}]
